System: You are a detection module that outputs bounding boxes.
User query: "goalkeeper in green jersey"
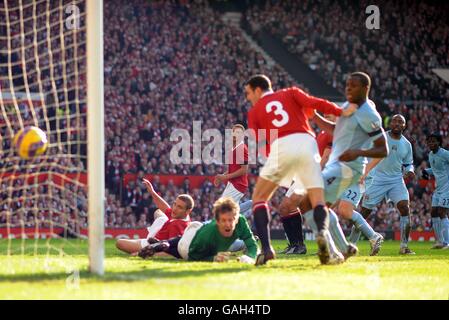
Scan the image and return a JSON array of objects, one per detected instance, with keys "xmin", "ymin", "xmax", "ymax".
[{"xmin": 138, "ymin": 197, "xmax": 259, "ymax": 264}]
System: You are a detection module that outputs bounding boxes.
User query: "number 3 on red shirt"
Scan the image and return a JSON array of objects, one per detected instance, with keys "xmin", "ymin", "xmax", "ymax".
[{"xmin": 266, "ymin": 101, "xmax": 290, "ymax": 127}]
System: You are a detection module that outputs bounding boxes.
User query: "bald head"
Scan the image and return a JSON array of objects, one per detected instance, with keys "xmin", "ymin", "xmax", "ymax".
[
  {"xmin": 390, "ymin": 114, "xmax": 406, "ymax": 136},
  {"xmin": 392, "ymin": 114, "xmax": 406, "ymax": 123}
]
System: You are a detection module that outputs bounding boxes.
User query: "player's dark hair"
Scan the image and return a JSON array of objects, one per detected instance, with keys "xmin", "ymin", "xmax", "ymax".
[
  {"xmin": 177, "ymin": 194, "xmax": 194, "ymax": 210},
  {"xmin": 213, "ymin": 197, "xmax": 240, "ymax": 220},
  {"xmin": 244, "ymin": 74, "xmax": 272, "ymax": 92},
  {"xmin": 350, "ymin": 72, "xmax": 371, "ymax": 88},
  {"xmin": 427, "ymin": 132, "xmax": 443, "ymax": 146}
]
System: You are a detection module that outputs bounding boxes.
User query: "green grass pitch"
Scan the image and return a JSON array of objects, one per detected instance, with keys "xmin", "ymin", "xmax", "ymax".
[{"xmin": 0, "ymin": 239, "xmax": 448, "ymax": 299}]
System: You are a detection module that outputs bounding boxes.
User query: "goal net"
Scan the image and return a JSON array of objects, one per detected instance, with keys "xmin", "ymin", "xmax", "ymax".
[{"xmin": 0, "ymin": 0, "xmax": 104, "ymax": 276}]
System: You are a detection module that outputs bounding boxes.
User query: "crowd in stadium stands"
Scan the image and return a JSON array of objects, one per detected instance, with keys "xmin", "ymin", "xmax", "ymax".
[
  {"xmin": 245, "ymin": 0, "xmax": 449, "ymax": 102},
  {"xmin": 1, "ymin": 1, "xmax": 447, "ymax": 236},
  {"xmin": 0, "ymin": 177, "xmax": 88, "ymax": 233},
  {"xmin": 102, "ymin": 1, "xmax": 299, "ymax": 178}
]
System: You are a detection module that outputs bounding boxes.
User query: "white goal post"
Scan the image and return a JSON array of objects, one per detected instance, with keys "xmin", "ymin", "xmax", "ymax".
[
  {"xmin": 1, "ymin": 0, "xmax": 105, "ymax": 275},
  {"xmin": 86, "ymin": 0, "xmax": 105, "ymax": 275}
]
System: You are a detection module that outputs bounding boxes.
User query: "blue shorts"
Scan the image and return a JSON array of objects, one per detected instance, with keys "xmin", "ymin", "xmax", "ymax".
[
  {"xmin": 340, "ymin": 183, "xmax": 365, "ymax": 207},
  {"xmin": 362, "ymin": 180, "xmax": 409, "ymax": 209},
  {"xmin": 432, "ymin": 190, "xmax": 449, "ymax": 208},
  {"xmin": 364, "ymin": 175, "xmax": 374, "ymax": 188},
  {"xmin": 322, "ymin": 162, "xmax": 363, "ymax": 207}
]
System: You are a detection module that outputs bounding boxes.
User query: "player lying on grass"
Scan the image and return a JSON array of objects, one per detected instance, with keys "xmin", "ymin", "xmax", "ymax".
[
  {"xmin": 138, "ymin": 197, "xmax": 259, "ymax": 264},
  {"xmin": 116, "ymin": 179, "xmax": 193, "ymax": 255},
  {"xmin": 422, "ymin": 133, "xmax": 449, "ymax": 249}
]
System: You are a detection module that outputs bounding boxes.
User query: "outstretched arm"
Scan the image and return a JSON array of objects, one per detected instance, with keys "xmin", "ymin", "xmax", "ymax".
[
  {"xmin": 292, "ymin": 87, "xmax": 358, "ymax": 118},
  {"xmin": 142, "ymin": 178, "xmax": 170, "ymax": 212},
  {"xmin": 291, "ymin": 87, "xmax": 342, "ymax": 116},
  {"xmin": 312, "ymin": 111, "xmax": 336, "ymax": 135}
]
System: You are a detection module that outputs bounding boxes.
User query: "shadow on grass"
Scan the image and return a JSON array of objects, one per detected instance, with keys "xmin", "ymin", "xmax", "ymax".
[{"xmin": 0, "ymin": 263, "xmax": 251, "ymax": 283}]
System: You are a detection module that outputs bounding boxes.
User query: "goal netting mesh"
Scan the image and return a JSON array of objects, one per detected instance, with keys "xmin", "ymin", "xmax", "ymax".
[{"xmin": 0, "ymin": 0, "xmax": 87, "ymax": 275}]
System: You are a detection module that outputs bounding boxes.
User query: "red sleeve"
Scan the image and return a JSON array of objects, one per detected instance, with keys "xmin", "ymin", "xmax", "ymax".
[
  {"xmin": 168, "ymin": 220, "xmax": 187, "ymax": 238},
  {"xmin": 290, "ymin": 87, "xmax": 342, "ymax": 116},
  {"xmin": 163, "ymin": 208, "xmax": 172, "ymax": 219},
  {"xmin": 304, "ymin": 107, "xmax": 315, "ymax": 119}
]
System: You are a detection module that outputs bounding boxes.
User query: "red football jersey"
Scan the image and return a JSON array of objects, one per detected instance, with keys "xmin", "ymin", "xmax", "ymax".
[
  {"xmin": 316, "ymin": 131, "xmax": 333, "ymax": 156},
  {"xmin": 228, "ymin": 142, "xmax": 249, "ymax": 193},
  {"xmin": 155, "ymin": 208, "xmax": 190, "ymax": 240},
  {"xmin": 247, "ymin": 87, "xmax": 342, "ymax": 145}
]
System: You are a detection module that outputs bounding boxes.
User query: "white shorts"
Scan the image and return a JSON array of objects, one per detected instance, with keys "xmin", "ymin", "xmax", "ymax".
[
  {"xmin": 285, "ymin": 180, "xmax": 306, "ymax": 198},
  {"xmin": 178, "ymin": 221, "xmax": 203, "ymax": 260},
  {"xmin": 260, "ymin": 133, "xmax": 323, "ymax": 190},
  {"xmin": 221, "ymin": 182, "xmax": 244, "ymax": 203}
]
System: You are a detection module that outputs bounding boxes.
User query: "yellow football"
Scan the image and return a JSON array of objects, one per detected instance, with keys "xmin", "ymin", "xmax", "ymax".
[{"xmin": 13, "ymin": 126, "xmax": 48, "ymax": 160}]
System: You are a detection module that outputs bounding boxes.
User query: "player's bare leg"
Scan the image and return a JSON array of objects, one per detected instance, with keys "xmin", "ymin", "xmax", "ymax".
[
  {"xmin": 279, "ymin": 194, "xmax": 306, "ymax": 254},
  {"xmin": 252, "ymin": 177, "xmax": 278, "ymax": 265},
  {"xmin": 397, "ymin": 200, "xmax": 415, "ymax": 254},
  {"xmin": 116, "ymin": 239, "xmax": 146, "ymax": 255}
]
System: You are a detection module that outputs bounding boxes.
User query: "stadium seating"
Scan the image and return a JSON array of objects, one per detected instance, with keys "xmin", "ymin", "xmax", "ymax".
[
  {"xmin": 1, "ymin": 0, "xmax": 447, "ymax": 235},
  {"xmin": 245, "ymin": 0, "xmax": 449, "ymax": 102}
]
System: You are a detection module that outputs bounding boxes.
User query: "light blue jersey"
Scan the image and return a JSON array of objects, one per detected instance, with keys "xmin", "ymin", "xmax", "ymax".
[
  {"xmin": 369, "ymin": 131, "xmax": 414, "ymax": 184},
  {"xmin": 363, "ymin": 132, "xmax": 413, "ymax": 209},
  {"xmin": 427, "ymin": 147, "xmax": 449, "ymax": 191},
  {"xmin": 323, "ymin": 99, "xmax": 385, "ymax": 206},
  {"xmin": 327, "ymin": 99, "xmax": 385, "ymax": 174},
  {"xmin": 427, "ymin": 147, "xmax": 449, "ymax": 208}
]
